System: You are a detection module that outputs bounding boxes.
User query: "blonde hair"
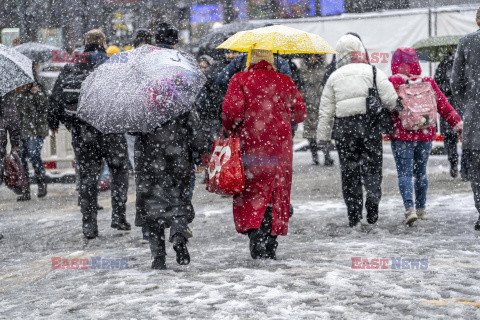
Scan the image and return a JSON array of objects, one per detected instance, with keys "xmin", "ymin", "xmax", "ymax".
[
  {"xmin": 247, "ymin": 49, "xmax": 274, "ymax": 67},
  {"xmin": 85, "ymin": 29, "xmax": 106, "ymax": 46}
]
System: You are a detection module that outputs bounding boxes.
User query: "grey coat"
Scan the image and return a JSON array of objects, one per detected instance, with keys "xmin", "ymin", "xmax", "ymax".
[{"xmin": 451, "ymin": 29, "xmax": 480, "ymax": 150}]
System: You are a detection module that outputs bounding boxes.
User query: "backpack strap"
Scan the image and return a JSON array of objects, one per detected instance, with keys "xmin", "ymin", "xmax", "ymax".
[{"xmin": 372, "ymin": 65, "xmax": 378, "ymax": 90}]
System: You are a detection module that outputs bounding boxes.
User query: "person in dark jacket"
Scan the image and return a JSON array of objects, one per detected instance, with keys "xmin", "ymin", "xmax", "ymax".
[
  {"xmin": 216, "ymin": 52, "xmax": 292, "ymax": 91},
  {"xmin": 451, "ymin": 9, "xmax": 480, "ymax": 230},
  {"xmin": 49, "ymin": 29, "xmax": 131, "ymax": 239},
  {"xmin": 297, "ymin": 55, "xmax": 333, "ymax": 166},
  {"xmin": 196, "ymin": 50, "xmax": 240, "ymax": 149},
  {"xmin": 14, "ymin": 81, "xmax": 49, "ymax": 200},
  {"xmin": 133, "ymin": 28, "xmax": 154, "ymax": 48},
  {"xmin": 135, "ymin": 23, "xmax": 209, "ymax": 270},
  {"xmin": 0, "ymin": 91, "xmax": 22, "ymax": 240},
  {"xmin": 132, "ymin": 28, "xmax": 155, "ymax": 243},
  {"xmin": 434, "ymin": 49, "xmax": 466, "ymax": 180}
]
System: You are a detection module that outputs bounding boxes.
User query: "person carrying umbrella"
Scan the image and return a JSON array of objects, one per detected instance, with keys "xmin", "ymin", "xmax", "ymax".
[
  {"xmin": 0, "ymin": 44, "xmax": 34, "ymax": 202},
  {"xmin": 133, "ymin": 22, "xmax": 209, "ymax": 269},
  {"xmin": 48, "ymin": 29, "xmax": 131, "ymax": 239},
  {"xmin": 222, "ymin": 49, "xmax": 306, "ymax": 259}
]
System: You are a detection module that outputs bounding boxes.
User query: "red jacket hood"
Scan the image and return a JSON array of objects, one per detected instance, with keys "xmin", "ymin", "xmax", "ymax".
[
  {"xmin": 391, "ymin": 47, "xmax": 422, "ymax": 77},
  {"xmin": 248, "ymin": 60, "xmax": 275, "ymax": 71}
]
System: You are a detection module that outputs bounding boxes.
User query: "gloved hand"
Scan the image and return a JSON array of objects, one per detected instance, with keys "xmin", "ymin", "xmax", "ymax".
[
  {"xmin": 453, "ymin": 121, "xmax": 463, "ymax": 141},
  {"xmin": 317, "ymin": 140, "xmax": 330, "ymax": 151}
]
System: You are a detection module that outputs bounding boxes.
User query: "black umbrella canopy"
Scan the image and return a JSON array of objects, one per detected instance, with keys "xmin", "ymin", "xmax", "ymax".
[
  {"xmin": 14, "ymin": 42, "xmax": 62, "ymax": 63},
  {"xmin": 197, "ymin": 21, "xmax": 263, "ymax": 60}
]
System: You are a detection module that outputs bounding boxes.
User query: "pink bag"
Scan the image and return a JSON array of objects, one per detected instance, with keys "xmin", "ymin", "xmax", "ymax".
[{"xmin": 397, "ymin": 78, "xmax": 437, "ymax": 131}]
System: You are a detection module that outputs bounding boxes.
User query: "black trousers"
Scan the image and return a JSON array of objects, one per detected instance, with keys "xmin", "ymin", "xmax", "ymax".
[
  {"xmin": 464, "ymin": 150, "xmax": 480, "ymax": 214},
  {"xmin": 335, "ymin": 130, "xmax": 383, "ymax": 222},
  {"xmin": 72, "ymin": 123, "xmax": 129, "ymax": 228}
]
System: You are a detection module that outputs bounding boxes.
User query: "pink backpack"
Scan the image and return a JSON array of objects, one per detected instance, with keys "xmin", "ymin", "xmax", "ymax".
[{"xmin": 397, "ymin": 77, "xmax": 437, "ymax": 131}]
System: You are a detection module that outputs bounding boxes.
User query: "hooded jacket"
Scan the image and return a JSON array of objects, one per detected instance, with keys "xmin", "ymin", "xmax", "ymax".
[
  {"xmin": 389, "ymin": 47, "xmax": 462, "ymax": 141},
  {"xmin": 317, "ymin": 35, "xmax": 397, "ymax": 141}
]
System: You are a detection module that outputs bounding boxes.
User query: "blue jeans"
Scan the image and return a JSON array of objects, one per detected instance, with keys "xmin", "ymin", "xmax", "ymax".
[
  {"xmin": 391, "ymin": 140, "xmax": 432, "ymax": 210},
  {"xmin": 20, "ymin": 137, "xmax": 45, "ymax": 180}
]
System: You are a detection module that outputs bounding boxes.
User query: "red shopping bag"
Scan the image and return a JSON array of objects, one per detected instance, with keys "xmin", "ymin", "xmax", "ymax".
[
  {"xmin": 206, "ymin": 132, "xmax": 245, "ymax": 196},
  {"xmin": 5, "ymin": 151, "xmax": 29, "ymax": 195}
]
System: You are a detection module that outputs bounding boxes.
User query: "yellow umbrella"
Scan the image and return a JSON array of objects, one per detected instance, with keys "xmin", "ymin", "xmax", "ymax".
[{"xmin": 216, "ymin": 24, "xmax": 337, "ymax": 65}]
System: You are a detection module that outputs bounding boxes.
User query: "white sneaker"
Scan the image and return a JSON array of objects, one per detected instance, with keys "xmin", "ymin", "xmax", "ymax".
[
  {"xmin": 416, "ymin": 208, "xmax": 427, "ymax": 220},
  {"xmin": 403, "ymin": 208, "xmax": 418, "ymax": 225}
]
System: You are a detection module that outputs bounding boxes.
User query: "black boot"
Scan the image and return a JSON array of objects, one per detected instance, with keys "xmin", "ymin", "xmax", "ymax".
[
  {"xmin": 475, "ymin": 216, "xmax": 480, "ymax": 231},
  {"xmin": 265, "ymin": 235, "xmax": 278, "ymax": 260},
  {"xmin": 0, "ymin": 233, "xmax": 3, "ymax": 241},
  {"xmin": 348, "ymin": 211, "xmax": 361, "ymax": 228},
  {"xmin": 309, "ymin": 139, "xmax": 319, "ymax": 165},
  {"xmin": 152, "ymin": 256, "xmax": 167, "ymax": 270},
  {"xmin": 82, "ymin": 205, "xmax": 98, "ymax": 239},
  {"xmin": 83, "ymin": 220, "xmax": 98, "ymax": 239},
  {"xmin": 365, "ymin": 199, "xmax": 379, "ymax": 225},
  {"xmin": 111, "ymin": 220, "xmax": 131, "ymax": 231},
  {"xmin": 172, "ymin": 233, "xmax": 190, "ymax": 265},
  {"xmin": 248, "ymin": 229, "xmax": 267, "ymax": 259},
  {"xmin": 37, "ymin": 174, "xmax": 47, "ymax": 198},
  {"xmin": 17, "ymin": 185, "xmax": 31, "ymax": 202},
  {"xmin": 450, "ymin": 161, "xmax": 458, "ymax": 178},
  {"xmin": 148, "ymin": 224, "xmax": 167, "ymax": 269},
  {"xmin": 324, "ymin": 149, "xmax": 334, "ymax": 167},
  {"xmin": 111, "ymin": 211, "xmax": 131, "ymax": 230}
]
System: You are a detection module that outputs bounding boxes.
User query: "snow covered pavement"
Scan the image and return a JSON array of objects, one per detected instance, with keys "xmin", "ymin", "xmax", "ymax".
[{"xmin": 1, "ymin": 151, "xmax": 479, "ymax": 319}]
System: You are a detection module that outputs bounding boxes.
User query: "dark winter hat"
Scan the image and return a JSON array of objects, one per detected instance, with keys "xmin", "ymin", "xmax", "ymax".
[
  {"xmin": 155, "ymin": 22, "xmax": 179, "ymax": 46},
  {"xmin": 133, "ymin": 28, "xmax": 153, "ymax": 48}
]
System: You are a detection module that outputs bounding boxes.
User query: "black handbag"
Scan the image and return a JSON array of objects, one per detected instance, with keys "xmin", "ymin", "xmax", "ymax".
[{"xmin": 366, "ymin": 66, "xmax": 394, "ymax": 135}]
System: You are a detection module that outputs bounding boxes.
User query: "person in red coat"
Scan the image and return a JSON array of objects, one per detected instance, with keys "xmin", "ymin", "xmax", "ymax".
[
  {"xmin": 222, "ymin": 49, "xmax": 306, "ymax": 259},
  {"xmin": 389, "ymin": 47, "xmax": 463, "ymax": 225}
]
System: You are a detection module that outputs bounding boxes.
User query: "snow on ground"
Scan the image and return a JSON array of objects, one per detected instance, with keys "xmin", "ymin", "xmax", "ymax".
[{"xmin": 1, "ymin": 150, "xmax": 479, "ymax": 319}]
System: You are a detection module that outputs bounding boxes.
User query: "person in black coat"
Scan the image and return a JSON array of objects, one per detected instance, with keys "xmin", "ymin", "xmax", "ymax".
[
  {"xmin": 49, "ymin": 29, "xmax": 131, "ymax": 239},
  {"xmin": 434, "ymin": 49, "xmax": 466, "ymax": 179},
  {"xmin": 196, "ymin": 50, "xmax": 240, "ymax": 148},
  {"xmin": 135, "ymin": 23, "xmax": 209, "ymax": 270}
]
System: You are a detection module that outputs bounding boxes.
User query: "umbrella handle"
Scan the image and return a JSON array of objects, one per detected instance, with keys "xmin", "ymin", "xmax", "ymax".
[
  {"xmin": 171, "ymin": 52, "xmax": 181, "ymax": 62},
  {"xmin": 245, "ymin": 44, "xmax": 256, "ymax": 68}
]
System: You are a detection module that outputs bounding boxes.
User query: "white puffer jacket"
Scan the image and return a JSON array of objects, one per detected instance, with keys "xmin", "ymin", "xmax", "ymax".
[{"xmin": 317, "ymin": 35, "xmax": 398, "ymax": 141}]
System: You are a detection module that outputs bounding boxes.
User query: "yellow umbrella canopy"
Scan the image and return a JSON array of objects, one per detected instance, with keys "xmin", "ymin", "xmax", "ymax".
[{"xmin": 216, "ymin": 24, "xmax": 337, "ymax": 55}]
